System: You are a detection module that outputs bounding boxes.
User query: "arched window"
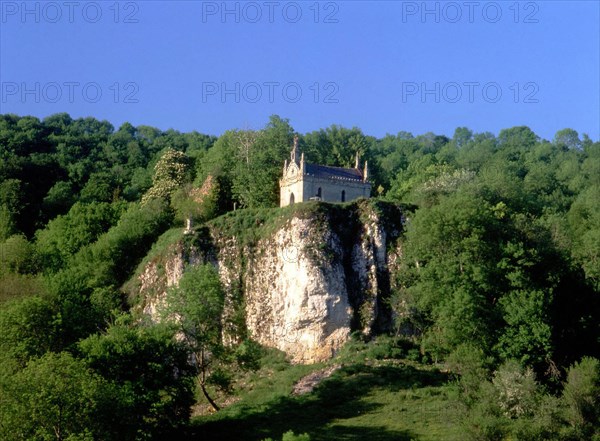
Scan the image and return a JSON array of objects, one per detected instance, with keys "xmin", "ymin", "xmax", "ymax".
[
  {"xmin": 317, "ymin": 187, "xmax": 322, "ymax": 198},
  {"xmin": 290, "ymin": 193, "xmax": 295, "ymax": 205},
  {"xmin": 341, "ymin": 190, "xmax": 345, "ymax": 202}
]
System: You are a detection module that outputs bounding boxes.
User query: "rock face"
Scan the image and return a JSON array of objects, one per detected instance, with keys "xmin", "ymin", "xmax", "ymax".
[{"xmin": 131, "ymin": 200, "xmax": 403, "ymax": 364}]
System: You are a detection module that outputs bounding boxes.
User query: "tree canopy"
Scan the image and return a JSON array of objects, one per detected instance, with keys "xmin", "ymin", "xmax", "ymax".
[{"xmin": 0, "ymin": 112, "xmax": 598, "ymax": 439}]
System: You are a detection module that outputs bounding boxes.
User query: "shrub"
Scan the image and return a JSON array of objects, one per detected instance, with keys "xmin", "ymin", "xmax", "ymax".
[
  {"xmin": 262, "ymin": 430, "xmax": 311, "ymax": 441},
  {"xmin": 562, "ymin": 357, "xmax": 600, "ymax": 433},
  {"xmin": 492, "ymin": 360, "xmax": 539, "ymax": 419}
]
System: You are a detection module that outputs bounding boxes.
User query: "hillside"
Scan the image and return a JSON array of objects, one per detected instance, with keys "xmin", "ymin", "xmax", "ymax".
[
  {"xmin": 1, "ymin": 114, "xmax": 599, "ymax": 440},
  {"xmin": 128, "ymin": 199, "xmax": 406, "ymax": 363}
]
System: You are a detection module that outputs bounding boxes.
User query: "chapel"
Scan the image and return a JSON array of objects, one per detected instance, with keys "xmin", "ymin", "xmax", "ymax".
[{"xmin": 279, "ymin": 136, "xmax": 371, "ymax": 207}]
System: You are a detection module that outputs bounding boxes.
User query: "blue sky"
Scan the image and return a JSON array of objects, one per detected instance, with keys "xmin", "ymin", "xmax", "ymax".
[{"xmin": 1, "ymin": 1, "xmax": 599, "ymax": 141}]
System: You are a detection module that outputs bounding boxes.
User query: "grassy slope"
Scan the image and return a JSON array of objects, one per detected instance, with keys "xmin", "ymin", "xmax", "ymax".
[{"xmin": 188, "ymin": 339, "xmax": 465, "ymax": 441}]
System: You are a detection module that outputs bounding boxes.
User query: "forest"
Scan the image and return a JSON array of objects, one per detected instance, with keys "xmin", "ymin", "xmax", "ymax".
[{"xmin": 0, "ymin": 112, "xmax": 598, "ymax": 440}]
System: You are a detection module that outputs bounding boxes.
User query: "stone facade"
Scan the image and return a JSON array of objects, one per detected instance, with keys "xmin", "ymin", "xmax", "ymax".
[{"xmin": 279, "ymin": 136, "xmax": 371, "ymax": 207}]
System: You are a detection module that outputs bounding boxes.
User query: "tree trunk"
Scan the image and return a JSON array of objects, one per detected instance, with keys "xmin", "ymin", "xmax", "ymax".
[
  {"xmin": 199, "ymin": 349, "xmax": 220, "ymax": 411},
  {"xmin": 200, "ymin": 382, "xmax": 220, "ymax": 412}
]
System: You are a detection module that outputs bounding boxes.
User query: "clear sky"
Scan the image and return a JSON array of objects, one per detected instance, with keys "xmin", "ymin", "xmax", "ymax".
[{"xmin": 1, "ymin": 1, "xmax": 599, "ymax": 141}]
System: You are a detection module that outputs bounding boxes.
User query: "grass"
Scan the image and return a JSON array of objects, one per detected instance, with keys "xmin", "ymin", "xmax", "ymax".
[
  {"xmin": 206, "ymin": 201, "xmax": 329, "ymax": 247},
  {"xmin": 186, "ymin": 337, "xmax": 465, "ymax": 441},
  {"xmin": 0, "ymin": 273, "xmax": 46, "ymax": 304},
  {"xmin": 205, "ymin": 198, "xmax": 403, "ymax": 249}
]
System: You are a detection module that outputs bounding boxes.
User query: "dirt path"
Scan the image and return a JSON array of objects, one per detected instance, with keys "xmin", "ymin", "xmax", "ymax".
[{"xmin": 292, "ymin": 364, "xmax": 341, "ymax": 395}]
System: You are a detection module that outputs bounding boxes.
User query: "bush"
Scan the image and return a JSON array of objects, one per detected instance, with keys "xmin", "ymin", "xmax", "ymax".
[
  {"xmin": 362, "ymin": 335, "xmax": 411, "ymax": 360},
  {"xmin": 234, "ymin": 338, "xmax": 264, "ymax": 371},
  {"xmin": 492, "ymin": 360, "xmax": 539, "ymax": 419},
  {"xmin": 282, "ymin": 431, "xmax": 311, "ymax": 441},
  {"xmin": 78, "ymin": 320, "xmax": 195, "ymax": 439},
  {"xmin": 0, "ymin": 352, "xmax": 111, "ymax": 441},
  {"xmin": 562, "ymin": 357, "xmax": 600, "ymax": 434},
  {"xmin": 446, "ymin": 344, "xmax": 491, "ymax": 406},
  {"xmin": 0, "ymin": 296, "xmax": 58, "ymax": 367},
  {"xmin": 462, "ymin": 381, "xmax": 507, "ymax": 441},
  {"xmin": 262, "ymin": 430, "xmax": 311, "ymax": 441}
]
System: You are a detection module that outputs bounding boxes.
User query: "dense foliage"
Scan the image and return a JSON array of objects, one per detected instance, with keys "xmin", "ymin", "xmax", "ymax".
[{"xmin": 0, "ymin": 112, "xmax": 598, "ymax": 439}]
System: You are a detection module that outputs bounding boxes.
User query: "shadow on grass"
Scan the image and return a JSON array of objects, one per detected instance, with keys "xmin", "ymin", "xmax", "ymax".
[{"xmin": 183, "ymin": 363, "xmax": 449, "ymax": 441}]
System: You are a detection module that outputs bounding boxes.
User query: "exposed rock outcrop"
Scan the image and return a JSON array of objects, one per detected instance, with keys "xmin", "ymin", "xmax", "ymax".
[{"xmin": 129, "ymin": 199, "xmax": 404, "ymax": 364}]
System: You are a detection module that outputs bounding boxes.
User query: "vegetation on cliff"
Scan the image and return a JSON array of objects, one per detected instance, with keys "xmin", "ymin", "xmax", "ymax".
[{"xmin": 0, "ymin": 113, "xmax": 598, "ymax": 439}]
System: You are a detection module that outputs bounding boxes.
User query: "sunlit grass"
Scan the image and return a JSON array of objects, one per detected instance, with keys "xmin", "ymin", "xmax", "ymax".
[{"xmin": 188, "ymin": 337, "xmax": 465, "ymax": 441}]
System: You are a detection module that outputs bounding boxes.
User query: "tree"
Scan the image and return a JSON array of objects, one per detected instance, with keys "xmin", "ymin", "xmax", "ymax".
[
  {"xmin": 232, "ymin": 116, "xmax": 294, "ymax": 208},
  {"xmin": 0, "ymin": 296, "xmax": 58, "ymax": 368},
  {"xmin": 0, "ymin": 234, "xmax": 35, "ymax": 275},
  {"xmin": 79, "ymin": 171, "xmax": 122, "ymax": 203},
  {"xmin": 498, "ymin": 126, "xmax": 538, "ymax": 149},
  {"xmin": 172, "ymin": 175, "xmax": 221, "ymax": 227},
  {"xmin": 0, "ymin": 205, "xmax": 16, "ymax": 241},
  {"xmin": 0, "ymin": 179, "xmax": 23, "ymax": 239},
  {"xmin": 43, "ymin": 199, "xmax": 172, "ymax": 346},
  {"xmin": 0, "ymin": 352, "xmax": 109, "ymax": 441},
  {"xmin": 495, "ymin": 289, "xmax": 553, "ymax": 367},
  {"xmin": 562, "ymin": 357, "xmax": 600, "ymax": 432},
  {"xmin": 141, "ymin": 149, "xmax": 190, "ymax": 205},
  {"xmin": 396, "ymin": 190, "xmax": 501, "ymax": 357},
  {"xmin": 41, "ymin": 181, "xmax": 77, "ymax": 220},
  {"xmin": 452, "ymin": 126, "xmax": 473, "ymax": 148},
  {"xmin": 35, "ymin": 201, "xmax": 125, "ymax": 273},
  {"xmin": 492, "ymin": 360, "xmax": 539, "ymax": 419},
  {"xmin": 161, "ymin": 263, "xmax": 225, "ymax": 411},
  {"xmin": 554, "ymin": 128, "xmax": 582, "ymax": 150},
  {"xmin": 78, "ymin": 319, "xmax": 195, "ymax": 439},
  {"xmin": 568, "ymin": 185, "xmax": 600, "ymax": 287}
]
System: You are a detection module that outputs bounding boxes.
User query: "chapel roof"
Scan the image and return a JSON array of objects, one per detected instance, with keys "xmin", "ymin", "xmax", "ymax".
[{"xmin": 304, "ymin": 163, "xmax": 365, "ymax": 182}]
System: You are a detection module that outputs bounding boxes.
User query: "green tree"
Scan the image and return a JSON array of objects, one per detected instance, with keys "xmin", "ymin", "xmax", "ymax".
[
  {"xmin": 554, "ymin": 128, "xmax": 582, "ymax": 150},
  {"xmin": 495, "ymin": 289, "xmax": 553, "ymax": 367},
  {"xmin": 0, "ymin": 179, "xmax": 23, "ymax": 239},
  {"xmin": 498, "ymin": 126, "xmax": 538, "ymax": 149},
  {"xmin": 35, "ymin": 202, "xmax": 125, "ymax": 273},
  {"xmin": 78, "ymin": 319, "xmax": 195, "ymax": 440},
  {"xmin": 41, "ymin": 181, "xmax": 77, "ymax": 220},
  {"xmin": 397, "ymin": 190, "xmax": 500, "ymax": 357},
  {"xmin": 0, "ymin": 234, "xmax": 35, "ymax": 275},
  {"xmin": 562, "ymin": 357, "xmax": 600, "ymax": 433},
  {"xmin": 232, "ymin": 116, "xmax": 294, "ymax": 208},
  {"xmin": 568, "ymin": 185, "xmax": 600, "ymax": 287},
  {"xmin": 0, "ymin": 296, "xmax": 58, "ymax": 368},
  {"xmin": 45, "ymin": 199, "xmax": 172, "ymax": 346},
  {"xmin": 161, "ymin": 263, "xmax": 225, "ymax": 411},
  {"xmin": 452, "ymin": 126, "xmax": 474, "ymax": 148},
  {"xmin": 0, "ymin": 352, "xmax": 109, "ymax": 441}
]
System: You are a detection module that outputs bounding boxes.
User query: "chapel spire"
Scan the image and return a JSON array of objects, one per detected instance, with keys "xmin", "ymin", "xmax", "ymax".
[{"xmin": 291, "ymin": 135, "xmax": 299, "ymax": 164}]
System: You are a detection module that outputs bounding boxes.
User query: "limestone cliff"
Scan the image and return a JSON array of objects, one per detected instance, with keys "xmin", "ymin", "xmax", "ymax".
[{"xmin": 128, "ymin": 199, "xmax": 404, "ymax": 364}]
